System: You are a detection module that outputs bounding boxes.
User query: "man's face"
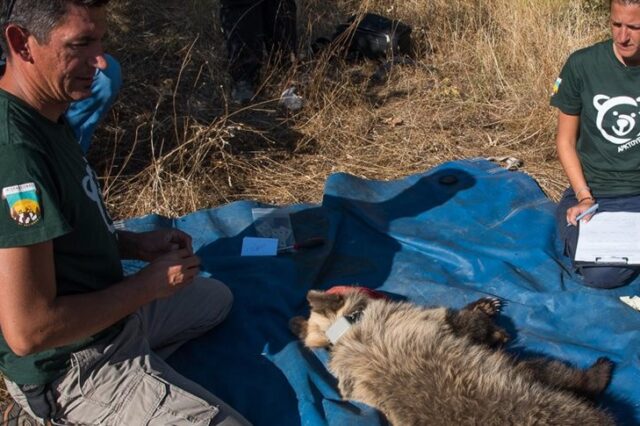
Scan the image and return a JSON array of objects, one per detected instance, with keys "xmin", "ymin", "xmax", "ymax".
[
  {"xmin": 611, "ymin": 0, "xmax": 640, "ymax": 66},
  {"xmin": 28, "ymin": 4, "xmax": 107, "ymax": 103}
]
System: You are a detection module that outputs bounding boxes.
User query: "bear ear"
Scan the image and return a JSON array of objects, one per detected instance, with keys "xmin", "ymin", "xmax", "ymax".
[
  {"xmin": 593, "ymin": 94, "xmax": 610, "ymax": 110},
  {"xmin": 307, "ymin": 290, "xmax": 345, "ymax": 314},
  {"xmin": 289, "ymin": 316, "xmax": 308, "ymax": 340}
]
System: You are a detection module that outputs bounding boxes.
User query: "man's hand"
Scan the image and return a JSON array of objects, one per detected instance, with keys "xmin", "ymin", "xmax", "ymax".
[
  {"xmin": 132, "ymin": 248, "xmax": 201, "ymax": 299},
  {"xmin": 0, "ymin": 241, "xmax": 202, "ymax": 355},
  {"xmin": 118, "ymin": 229, "xmax": 193, "ymax": 261},
  {"xmin": 566, "ymin": 198, "xmax": 597, "ymax": 226}
]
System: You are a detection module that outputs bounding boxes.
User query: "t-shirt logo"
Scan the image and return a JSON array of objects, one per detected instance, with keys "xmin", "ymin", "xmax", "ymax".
[
  {"xmin": 2, "ymin": 183, "xmax": 41, "ymax": 227},
  {"xmin": 552, "ymin": 78, "xmax": 562, "ymax": 95},
  {"xmin": 82, "ymin": 164, "xmax": 116, "ymax": 234},
  {"xmin": 593, "ymin": 94, "xmax": 640, "ymax": 146}
]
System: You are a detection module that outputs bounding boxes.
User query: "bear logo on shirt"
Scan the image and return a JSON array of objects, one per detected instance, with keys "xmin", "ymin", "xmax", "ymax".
[{"xmin": 593, "ymin": 94, "xmax": 640, "ymax": 145}]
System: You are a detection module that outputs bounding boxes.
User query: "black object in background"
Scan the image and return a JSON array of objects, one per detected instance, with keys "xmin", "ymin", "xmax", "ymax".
[{"xmin": 333, "ymin": 12, "xmax": 412, "ymax": 60}]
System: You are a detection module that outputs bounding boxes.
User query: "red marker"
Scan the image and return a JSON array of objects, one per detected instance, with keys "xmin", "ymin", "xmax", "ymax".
[
  {"xmin": 278, "ymin": 237, "xmax": 326, "ymax": 253},
  {"xmin": 326, "ymin": 285, "xmax": 388, "ymax": 300}
]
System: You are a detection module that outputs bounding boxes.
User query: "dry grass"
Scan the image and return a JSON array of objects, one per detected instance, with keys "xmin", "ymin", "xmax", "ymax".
[
  {"xmin": 0, "ymin": 0, "xmax": 609, "ymax": 408},
  {"xmin": 90, "ymin": 0, "xmax": 609, "ymax": 219}
]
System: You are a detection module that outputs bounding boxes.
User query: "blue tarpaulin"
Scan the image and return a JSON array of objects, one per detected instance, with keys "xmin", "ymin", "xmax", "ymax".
[{"xmin": 121, "ymin": 158, "xmax": 640, "ymax": 425}]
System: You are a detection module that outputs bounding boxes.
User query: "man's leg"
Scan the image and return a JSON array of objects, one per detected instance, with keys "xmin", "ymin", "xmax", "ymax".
[
  {"xmin": 262, "ymin": 0, "xmax": 297, "ymax": 61},
  {"xmin": 139, "ymin": 276, "xmax": 251, "ymax": 425},
  {"xmin": 2, "ymin": 380, "xmax": 51, "ymax": 425},
  {"xmin": 141, "ymin": 276, "xmax": 234, "ymax": 359},
  {"xmin": 66, "ymin": 54, "xmax": 122, "ymax": 153},
  {"xmin": 5, "ymin": 278, "xmax": 250, "ymax": 425},
  {"xmin": 220, "ymin": 0, "xmax": 264, "ymax": 103}
]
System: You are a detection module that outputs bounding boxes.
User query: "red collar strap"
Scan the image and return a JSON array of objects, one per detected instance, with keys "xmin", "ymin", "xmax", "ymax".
[{"xmin": 325, "ymin": 285, "xmax": 388, "ymax": 300}]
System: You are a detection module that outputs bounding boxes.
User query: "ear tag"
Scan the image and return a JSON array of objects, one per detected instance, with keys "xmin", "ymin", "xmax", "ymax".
[{"xmin": 326, "ymin": 316, "xmax": 352, "ymax": 345}]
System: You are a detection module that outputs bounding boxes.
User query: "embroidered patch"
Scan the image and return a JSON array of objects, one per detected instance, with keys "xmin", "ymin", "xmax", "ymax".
[
  {"xmin": 2, "ymin": 183, "xmax": 41, "ymax": 226},
  {"xmin": 552, "ymin": 77, "xmax": 562, "ymax": 95}
]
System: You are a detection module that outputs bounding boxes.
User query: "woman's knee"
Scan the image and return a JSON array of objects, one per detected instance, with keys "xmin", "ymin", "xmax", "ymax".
[{"xmin": 578, "ymin": 266, "xmax": 637, "ymax": 289}]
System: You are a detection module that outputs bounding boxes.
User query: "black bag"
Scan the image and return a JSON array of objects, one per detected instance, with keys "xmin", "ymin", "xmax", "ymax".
[{"xmin": 333, "ymin": 13, "xmax": 412, "ymax": 60}]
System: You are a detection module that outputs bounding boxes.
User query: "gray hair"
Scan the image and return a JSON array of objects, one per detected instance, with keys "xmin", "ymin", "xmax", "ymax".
[{"xmin": 0, "ymin": 0, "xmax": 110, "ymax": 55}]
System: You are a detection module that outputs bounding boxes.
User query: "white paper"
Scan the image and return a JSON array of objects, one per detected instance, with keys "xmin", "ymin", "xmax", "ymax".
[
  {"xmin": 620, "ymin": 296, "xmax": 640, "ymax": 312},
  {"xmin": 575, "ymin": 212, "xmax": 640, "ymax": 264},
  {"xmin": 241, "ymin": 237, "xmax": 278, "ymax": 256}
]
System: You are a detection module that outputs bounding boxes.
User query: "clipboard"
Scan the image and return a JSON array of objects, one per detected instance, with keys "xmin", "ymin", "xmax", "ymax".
[{"xmin": 574, "ymin": 212, "xmax": 640, "ymax": 265}]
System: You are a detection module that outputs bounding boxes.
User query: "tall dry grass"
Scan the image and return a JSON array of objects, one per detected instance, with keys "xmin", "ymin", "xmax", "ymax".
[
  {"xmin": 91, "ymin": 0, "xmax": 609, "ymax": 219},
  {"xmin": 0, "ymin": 0, "xmax": 610, "ymax": 407}
]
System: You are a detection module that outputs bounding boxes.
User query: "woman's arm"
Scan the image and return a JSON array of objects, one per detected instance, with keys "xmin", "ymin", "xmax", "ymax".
[{"xmin": 556, "ymin": 111, "xmax": 597, "ymax": 225}]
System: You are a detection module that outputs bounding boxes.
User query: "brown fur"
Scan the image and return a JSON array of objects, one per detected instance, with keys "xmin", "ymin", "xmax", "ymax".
[{"xmin": 290, "ymin": 291, "xmax": 615, "ymax": 426}]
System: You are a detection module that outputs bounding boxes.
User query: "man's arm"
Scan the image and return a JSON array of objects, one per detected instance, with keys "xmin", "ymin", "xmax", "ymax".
[
  {"xmin": 117, "ymin": 229, "xmax": 193, "ymax": 261},
  {"xmin": 0, "ymin": 241, "xmax": 199, "ymax": 356},
  {"xmin": 556, "ymin": 111, "xmax": 596, "ymax": 225}
]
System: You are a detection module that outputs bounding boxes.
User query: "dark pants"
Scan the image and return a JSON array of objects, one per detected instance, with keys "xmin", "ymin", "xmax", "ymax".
[
  {"xmin": 220, "ymin": 0, "xmax": 297, "ymax": 83},
  {"xmin": 556, "ymin": 188, "xmax": 640, "ymax": 288}
]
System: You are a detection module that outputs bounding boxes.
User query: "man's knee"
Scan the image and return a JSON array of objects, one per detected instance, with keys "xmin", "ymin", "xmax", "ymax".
[
  {"xmin": 191, "ymin": 277, "xmax": 234, "ymax": 328},
  {"xmin": 578, "ymin": 266, "xmax": 637, "ymax": 289}
]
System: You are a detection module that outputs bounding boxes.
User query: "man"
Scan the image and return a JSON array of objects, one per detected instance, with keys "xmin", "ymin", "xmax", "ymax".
[
  {"xmin": 552, "ymin": 0, "xmax": 640, "ymax": 288},
  {"xmin": 220, "ymin": 0, "xmax": 296, "ymax": 104},
  {"xmin": 0, "ymin": 1, "xmax": 250, "ymax": 424},
  {"xmin": 0, "ymin": 45, "xmax": 121, "ymax": 154}
]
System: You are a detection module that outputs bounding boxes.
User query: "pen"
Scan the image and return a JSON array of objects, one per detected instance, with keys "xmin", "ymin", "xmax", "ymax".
[
  {"xmin": 278, "ymin": 237, "xmax": 326, "ymax": 253},
  {"xmin": 567, "ymin": 202, "xmax": 599, "ymax": 227}
]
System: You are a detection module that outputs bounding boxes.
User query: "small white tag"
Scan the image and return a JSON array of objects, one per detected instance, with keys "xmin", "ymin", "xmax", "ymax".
[
  {"xmin": 241, "ymin": 237, "xmax": 278, "ymax": 256},
  {"xmin": 620, "ymin": 296, "xmax": 640, "ymax": 312},
  {"xmin": 326, "ymin": 316, "xmax": 352, "ymax": 345}
]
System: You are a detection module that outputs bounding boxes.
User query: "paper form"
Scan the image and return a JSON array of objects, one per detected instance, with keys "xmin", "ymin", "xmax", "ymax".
[{"xmin": 574, "ymin": 212, "xmax": 640, "ymax": 264}]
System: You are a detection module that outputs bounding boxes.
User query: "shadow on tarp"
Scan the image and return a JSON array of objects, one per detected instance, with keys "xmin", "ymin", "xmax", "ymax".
[
  {"xmin": 121, "ymin": 159, "xmax": 640, "ymax": 425},
  {"xmin": 122, "ymin": 165, "xmax": 475, "ymax": 425},
  {"xmin": 190, "ymin": 167, "xmax": 473, "ymax": 425}
]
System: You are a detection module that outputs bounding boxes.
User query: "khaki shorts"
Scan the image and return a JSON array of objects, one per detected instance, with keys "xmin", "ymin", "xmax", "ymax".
[{"xmin": 6, "ymin": 277, "xmax": 251, "ymax": 426}]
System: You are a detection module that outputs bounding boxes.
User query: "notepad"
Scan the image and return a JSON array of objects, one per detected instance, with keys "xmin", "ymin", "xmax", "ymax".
[{"xmin": 574, "ymin": 212, "xmax": 640, "ymax": 265}]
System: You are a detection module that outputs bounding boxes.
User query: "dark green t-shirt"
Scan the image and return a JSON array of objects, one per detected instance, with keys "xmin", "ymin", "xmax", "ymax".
[
  {"xmin": 550, "ymin": 39, "xmax": 640, "ymax": 197},
  {"xmin": 0, "ymin": 89, "xmax": 123, "ymax": 385}
]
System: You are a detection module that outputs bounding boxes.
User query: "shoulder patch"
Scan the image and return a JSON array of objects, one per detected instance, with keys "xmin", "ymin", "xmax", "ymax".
[
  {"xmin": 2, "ymin": 183, "xmax": 41, "ymax": 226},
  {"xmin": 552, "ymin": 78, "xmax": 562, "ymax": 95}
]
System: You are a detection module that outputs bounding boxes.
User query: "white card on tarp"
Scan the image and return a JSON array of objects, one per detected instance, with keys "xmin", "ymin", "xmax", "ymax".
[
  {"xmin": 575, "ymin": 212, "xmax": 640, "ymax": 264},
  {"xmin": 620, "ymin": 296, "xmax": 640, "ymax": 312},
  {"xmin": 241, "ymin": 237, "xmax": 279, "ymax": 256}
]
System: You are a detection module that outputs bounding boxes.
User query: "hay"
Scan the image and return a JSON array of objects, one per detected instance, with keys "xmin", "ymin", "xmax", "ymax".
[{"xmin": 91, "ymin": 0, "xmax": 607, "ymax": 219}]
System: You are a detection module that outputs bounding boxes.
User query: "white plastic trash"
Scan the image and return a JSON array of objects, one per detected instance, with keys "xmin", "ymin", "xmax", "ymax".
[{"xmin": 279, "ymin": 87, "xmax": 304, "ymax": 112}]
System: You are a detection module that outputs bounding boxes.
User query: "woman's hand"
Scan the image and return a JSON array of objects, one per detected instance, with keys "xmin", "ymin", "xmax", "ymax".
[{"xmin": 566, "ymin": 198, "xmax": 597, "ymax": 226}]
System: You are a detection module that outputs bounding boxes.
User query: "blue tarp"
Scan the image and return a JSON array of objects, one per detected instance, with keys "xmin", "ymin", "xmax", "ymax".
[{"xmin": 122, "ymin": 158, "xmax": 640, "ymax": 425}]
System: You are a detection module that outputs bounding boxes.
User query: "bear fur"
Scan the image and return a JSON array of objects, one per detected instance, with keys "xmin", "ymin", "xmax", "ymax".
[{"xmin": 290, "ymin": 290, "xmax": 615, "ymax": 426}]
